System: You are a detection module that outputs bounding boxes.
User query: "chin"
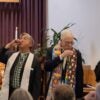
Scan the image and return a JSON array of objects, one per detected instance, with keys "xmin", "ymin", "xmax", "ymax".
[
  {"xmin": 19, "ymin": 46, "xmax": 24, "ymax": 49},
  {"xmin": 65, "ymin": 48, "xmax": 72, "ymax": 50}
]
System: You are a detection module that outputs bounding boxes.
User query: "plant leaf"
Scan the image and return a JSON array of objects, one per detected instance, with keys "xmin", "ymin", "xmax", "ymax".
[{"xmin": 51, "ymin": 28, "xmax": 58, "ymax": 34}]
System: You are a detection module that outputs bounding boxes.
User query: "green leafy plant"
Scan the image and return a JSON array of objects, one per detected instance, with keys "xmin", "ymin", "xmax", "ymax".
[
  {"xmin": 34, "ymin": 23, "xmax": 75, "ymax": 58},
  {"xmin": 49, "ymin": 23, "xmax": 75, "ymax": 46}
]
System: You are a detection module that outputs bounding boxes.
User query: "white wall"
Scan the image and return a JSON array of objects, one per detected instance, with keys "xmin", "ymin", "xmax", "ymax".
[{"xmin": 48, "ymin": 0, "xmax": 100, "ymax": 69}]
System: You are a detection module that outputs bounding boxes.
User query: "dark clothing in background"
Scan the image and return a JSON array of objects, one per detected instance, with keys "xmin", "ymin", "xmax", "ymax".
[{"xmin": 94, "ymin": 61, "xmax": 100, "ymax": 82}]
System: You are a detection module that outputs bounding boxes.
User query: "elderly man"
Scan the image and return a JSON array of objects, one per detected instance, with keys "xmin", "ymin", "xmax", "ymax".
[
  {"xmin": 45, "ymin": 29, "xmax": 83, "ymax": 99},
  {"xmin": 0, "ymin": 33, "xmax": 41, "ymax": 100}
]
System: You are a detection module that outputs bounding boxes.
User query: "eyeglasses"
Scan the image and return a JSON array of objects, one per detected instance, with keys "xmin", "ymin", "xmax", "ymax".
[{"xmin": 61, "ymin": 40, "xmax": 74, "ymax": 45}]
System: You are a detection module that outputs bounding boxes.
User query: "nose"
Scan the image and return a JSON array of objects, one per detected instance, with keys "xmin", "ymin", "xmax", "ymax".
[{"xmin": 69, "ymin": 44, "xmax": 72, "ymax": 47}]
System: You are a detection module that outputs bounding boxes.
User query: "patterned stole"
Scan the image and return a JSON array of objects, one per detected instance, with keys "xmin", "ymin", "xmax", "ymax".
[
  {"xmin": 64, "ymin": 49, "xmax": 77, "ymax": 87},
  {"xmin": 11, "ymin": 53, "xmax": 29, "ymax": 88},
  {"xmin": 46, "ymin": 49, "xmax": 77, "ymax": 100}
]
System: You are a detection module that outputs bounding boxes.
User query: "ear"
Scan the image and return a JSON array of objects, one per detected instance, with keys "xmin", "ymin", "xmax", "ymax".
[{"xmin": 29, "ymin": 42, "xmax": 32, "ymax": 48}]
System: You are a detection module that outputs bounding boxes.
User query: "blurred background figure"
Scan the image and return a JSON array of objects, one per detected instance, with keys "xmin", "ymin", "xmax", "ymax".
[
  {"xmin": 94, "ymin": 61, "xmax": 100, "ymax": 82},
  {"xmin": 10, "ymin": 88, "xmax": 33, "ymax": 100},
  {"xmin": 52, "ymin": 84, "xmax": 75, "ymax": 100},
  {"xmin": 83, "ymin": 91, "xmax": 96, "ymax": 100},
  {"xmin": 83, "ymin": 82, "xmax": 100, "ymax": 100},
  {"xmin": 96, "ymin": 83, "xmax": 100, "ymax": 100}
]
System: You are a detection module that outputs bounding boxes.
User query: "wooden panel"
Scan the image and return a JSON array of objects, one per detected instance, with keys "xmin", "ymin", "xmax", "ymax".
[
  {"xmin": 0, "ymin": 62, "xmax": 5, "ymax": 87},
  {"xmin": 0, "ymin": 0, "xmax": 20, "ymax": 2},
  {"xmin": 83, "ymin": 65, "xmax": 96, "ymax": 86}
]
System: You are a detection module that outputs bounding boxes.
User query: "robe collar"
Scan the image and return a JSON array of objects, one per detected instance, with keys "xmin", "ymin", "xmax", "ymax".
[{"xmin": 0, "ymin": 52, "xmax": 34, "ymax": 100}]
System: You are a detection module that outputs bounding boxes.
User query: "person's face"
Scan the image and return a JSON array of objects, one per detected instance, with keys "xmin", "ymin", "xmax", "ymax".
[
  {"xmin": 61, "ymin": 36, "xmax": 74, "ymax": 50},
  {"xmin": 18, "ymin": 34, "xmax": 32, "ymax": 50}
]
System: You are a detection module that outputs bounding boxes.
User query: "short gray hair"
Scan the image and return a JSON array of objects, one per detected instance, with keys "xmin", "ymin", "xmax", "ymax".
[
  {"xmin": 20, "ymin": 32, "xmax": 34, "ymax": 51},
  {"xmin": 10, "ymin": 88, "xmax": 33, "ymax": 100},
  {"xmin": 61, "ymin": 29, "xmax": 74, "ymax": 40}
]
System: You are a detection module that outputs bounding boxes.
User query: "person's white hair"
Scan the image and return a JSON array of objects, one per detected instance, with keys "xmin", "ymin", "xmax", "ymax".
[{"xmin": 61, "ymin": 29, "xmax": 74, "ymax": 40}]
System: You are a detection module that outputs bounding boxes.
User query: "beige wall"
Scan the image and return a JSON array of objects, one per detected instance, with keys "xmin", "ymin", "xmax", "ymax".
[{"xmin": 48, "ymin": 0, "xmax": 100, "ymax": 69}]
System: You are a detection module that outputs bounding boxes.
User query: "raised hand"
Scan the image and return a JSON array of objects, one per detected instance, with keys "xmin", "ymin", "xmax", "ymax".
[
  {"xmin": 5, "ymin": 39, "xmax": 20, "ymax": 49},
  {"xmin": 60, "ymin": 50, "xmax": 73, "ymax": 58}
]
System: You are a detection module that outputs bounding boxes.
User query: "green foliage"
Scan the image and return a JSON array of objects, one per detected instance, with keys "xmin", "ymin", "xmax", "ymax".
[
  {"xmin": 50, "ymin": 23, "xmax": 75, "ymax": 46},
  {"xmin": 34, "ymin": 23, "xmax": 75, "ymax": 57}
]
